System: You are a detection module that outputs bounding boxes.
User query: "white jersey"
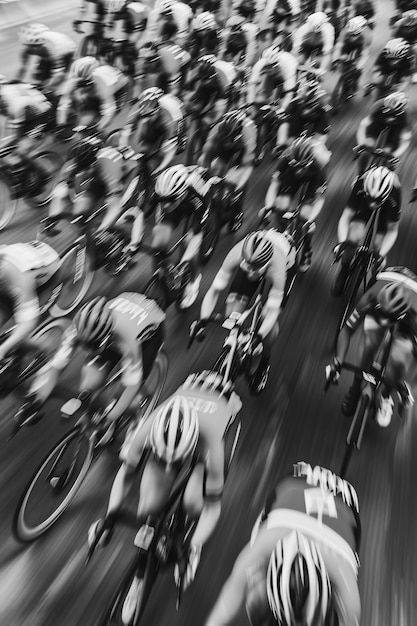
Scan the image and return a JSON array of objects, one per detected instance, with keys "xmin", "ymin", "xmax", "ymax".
[
  {"xmin": 247, "ymin": 51, "xmax": 298, "ymax": 103},
  {"xmin": 144, "ymin": 0, "xmax": 193, "ymax": 47},
  {"xmin": 0, "ymin": 241, "xmax": 59, "ymax": 286},
  {"xmin": 292, "ymin": 21, "xmax": 335, "ymax": 56}
]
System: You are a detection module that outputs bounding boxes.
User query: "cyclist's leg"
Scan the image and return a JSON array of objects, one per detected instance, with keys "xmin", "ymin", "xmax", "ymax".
[
  {"xmin": 140, "ymin": 325, "xmax": 165, "ymax": 398},
  {"xmin": 333, "ymin": 220, "xmax": 365, "ymax": 296}
]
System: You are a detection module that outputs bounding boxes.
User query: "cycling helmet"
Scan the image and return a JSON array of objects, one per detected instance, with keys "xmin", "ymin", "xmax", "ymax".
[
  {"xmin": 363, "ymin": 166, "xmax": 396, "ymax": 203},
  {"xmin": 402, "ymin": 9, "xmax": 417, "ymax": 27},
  {"xmin": 241, "ymin": 231, "xmax": 274, "ymax": 271},
  {"xmin": 227, "ymin": 15, "xmax": 245, "ymax": 29},
  {"xmin": 74, "ymin": 296, "xmax": 113, "ymax": 348},
  {"xmin": 262, "ymin": 46, "xmax": 281, "ymax": 68},
  {"xmin": 237, "ymin": 0, "xmax": 257, "ymax": 18},
  {"xmin": 218, "ymin": 110, "xmax": 245, "ymax": 143},
  {"xmin": 383, "ymin": 91, "xmax": 407, "ymax": 116},
  {"xmin": 288, "ymin": 137, "xmax": 315, "ymax": 170},
  {"xmin": 307, "ymin": 11, "xmax": 328, "ymax": 31},
  {"xmin": 299, "ymin": 84, "xmax": 323, "ymax": 119},
  {"xmin": 150, "ymin": 395, "xmax": 199, "ymax": 466},
  {"xmin": 69, "ymin": 137, "xmax": 101, "ymax": 170},
  {"xmin": 107, "ymin": 0, "xmax": 126, "ymax": 11},
  {"xmin": 69, "ymin": 56, "xmax": 100, "ymax": 81},
  {"xmin": 267, "ymin": 531, "xmax": 332, "ymax": 626},
  {"xmin": 155, "ymin": 164, "xmax": 189, "ymax": 200},
  {"xmin": 18, "ymin": 23, "xmax": 49, "ymax": 46},
  {"xmin": 136, "ymin": 87, "xmax": 163, "ymax": 117},
  {"xmin": 346, "ymin": 15, "xmax": 367, "ymax": 35},
  {"xmin": 140, "ymin": 43, "xmax": 161, "ymax": 65},
  {"xmin": 384, "ymin": 38, "xmax": 410, "ymax": 59},
  {"xmin": 377, "ymin": 282, "xmax": 411, "ymax": 320},
  {"xmin": 194, "ymin": 11, "xmax": 216, "ymax": 31},
  {"xmin": 197, "ymin": 54, "xmax": 216, "ymax": 79},
  {"xmin": 159, "ymin": 0, "xmax": 174, "ymax": 14}
]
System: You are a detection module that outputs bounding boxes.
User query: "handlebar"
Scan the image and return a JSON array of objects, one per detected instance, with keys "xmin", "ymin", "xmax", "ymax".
[
  {"xmin": 353, "ymin": 144, "xmax": 395, "ymax": 161},
  {"xmin": 324, "ymin": 360, "xmax": 407, "ymax": 397}
]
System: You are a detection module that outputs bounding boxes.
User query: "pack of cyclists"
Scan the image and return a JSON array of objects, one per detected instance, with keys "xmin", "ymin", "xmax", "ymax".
[{"xmin": 2, "ymin": 0, "xmax": 417, "ymax": 623}]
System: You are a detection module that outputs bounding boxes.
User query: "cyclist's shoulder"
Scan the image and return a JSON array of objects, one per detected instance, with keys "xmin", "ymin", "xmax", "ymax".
[
  {"xmin": 376, "ymin": 267, "xmax": 417, "ymax": 303},
  {"xmin": 108, "ymin": 292, "xmax": 166, "ymax": 325}
]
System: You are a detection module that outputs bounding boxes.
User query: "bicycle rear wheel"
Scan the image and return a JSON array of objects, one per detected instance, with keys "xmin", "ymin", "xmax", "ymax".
[
  {"xmin": 340, "ymin": 393, "xmax": 370, "ymax": 478},
  {"xmin": 0, "ymin": 178, "xmax": 17, "ymax": 230},
  {"xmin": 13, "ymin": 427, "xmax": 94, "ymax": 542},
  {"xmin": 50, "ymin": 242, "xmax": 94, "ymax": 317}
]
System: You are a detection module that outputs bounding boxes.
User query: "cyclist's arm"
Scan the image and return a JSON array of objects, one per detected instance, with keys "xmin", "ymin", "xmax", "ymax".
[
  {"xmin": 98, "ymin": 93, "xmax": 117, "ymax": 132},
  {"xmin": 335, "ymin": 296, "xmax": 372, "ymax": 362},
  {"xmin": 246, "ymin": 61, "xmax": 262, "ymax": 104},
  {"xmin": 393, "ymin": 127, "xmax": 412, "ymax": 159},
  {"xmin": 105, "ymin": 345, "xmax": 144, "ymax": 424},
  {"xmin": 200, "ymin": 247, "xmax": 240, "ymax": 319},
  {"xmin": 337, "ymin": 206, "xmax": 356, "ymax": 242},
  {"xmin": 320, "ymin": 23, "xmax": 335, "ymax": 71},
  {"xmin": 16, "ymin": 49, "xmax": 29, "ymax": 81},
  {"xmin": 198, "ymin": 128, "xmax": 217, "ymax": 169},
  {"xmin": 356, "ymin": 115, "xmax": 371, "ymax": 146},
  {"xmin": 264, "ymin": 170, "xmax": 281, "ymax": 208},
  {"xmin": 379, "ymin": 221, "xmax": 399, "ymax": 257},
  {"xmin": 258, "ymin": 274, "xmax": 286, "ymax": 338}
]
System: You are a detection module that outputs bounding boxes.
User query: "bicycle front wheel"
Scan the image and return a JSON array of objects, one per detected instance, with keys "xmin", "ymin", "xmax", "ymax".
[
  {"xmin": 337, "ymin": 258, "xmax": 366, "ymax": 334},
  {"xmin": 50, "ymin": 242, "xmax": 94, "ymax": 317},
  {"xmin": 0, "ymin": 178, "xmax": 17, "ymax": 230},
  {"xmin": 13, "ymin": 427, "xmax": 94, "ymax": 542}
]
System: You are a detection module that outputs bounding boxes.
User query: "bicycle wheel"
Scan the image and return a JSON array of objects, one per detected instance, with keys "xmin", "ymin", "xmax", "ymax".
[
  {"xmin": 99, "ymin": 549, "xmax": 160, "ymax": 625},
  {"xmin": 49, "ymin": 242, "xmax": 94, "ymax": 317},
  {"xmin": 13, "ymin": 427, "xmax": 94, "ymax": 542},
  {"xmin": 31, "ymin": 151, "xmax": 64, "ymax": 207},
  {"xmin": 337, "ymin": 257, "xmax": 367, "ymax": 334},
  {"xmin": 141, "ymin": 351, "xmax": 168, "ymax": 420},
  {"xmin": 0, "ymin": 177, "xmax": 17, "ymax": 230},
  {"xmin": 340, "ymin": 393, "xmax": 370, "ymax": 478}
]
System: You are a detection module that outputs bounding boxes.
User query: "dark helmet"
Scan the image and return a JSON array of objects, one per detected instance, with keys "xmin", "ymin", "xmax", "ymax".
[
  {"xmin": 288, "ymin": 137, "xmax": 315, "ymax": 171},
  {"xmin": 237, "ymin": 0, "xmax": 256, "ymax": 18}
]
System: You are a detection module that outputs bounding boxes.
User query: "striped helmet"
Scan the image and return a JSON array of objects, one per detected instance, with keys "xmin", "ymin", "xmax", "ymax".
[
  {"xmin": 150, "ymin": 395, "xmax": 199, "ymax": 466},
  {"xmin": 242, "ymin": 232, "xmax": 274, "ymax": 271},
  {"xmin": 267, "ymin": 531, "xmax": 332, "ymax": 626},
  {"xmin": 363, "ymin": 166, "xmax": 395, "ymax": 203},
  {"xmin": 346, "ymin": 15, "xmax": 367, "ymax": 35},
  {"xmin": 70, "ymin": 56, "xmax": 100, "ymax": 81},
  {"xmin": 384, "ymin": 38, "xmax": 410, "ymax": 59},
  {"xmin": 194, "ymin": 11, "xmax": 216, "ymax": 31},
  {"xmin": 377, "ymin": 283, "xmax": 410, "ymax": 320},
  {"xmin": 74, "ymin": 296, "xmax": 113, "ymax": 349},
  {"xmin": 155, "ymin": 165, "xmax": 189, "ymax": 200}
]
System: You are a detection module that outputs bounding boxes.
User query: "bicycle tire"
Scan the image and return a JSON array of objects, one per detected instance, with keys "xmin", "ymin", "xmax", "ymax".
[
  {"xmin": 49, "ymin": 242, "xmax": 94, "ymax": 317},
  {"xmin": 13, "ymin": 427, "xmax": 94, "ymax": 542},
  {"xmin": 337, "ymin": 256, "xmax": 367, "ymax": 334},
  {"xmin": 347, "ymin": 392, "xmax": 371, "ymax": 451},
  {"xmin": 0, "ymin": 177, "xmax": 17, "ymax": 230},
  {"xmin": 31, "ymin": 151, "xmax": 65, "ymax": 207}
]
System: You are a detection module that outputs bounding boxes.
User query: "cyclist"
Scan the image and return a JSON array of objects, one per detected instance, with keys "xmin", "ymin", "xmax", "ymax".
[
  {"xmin": 88, "ymin": 372, "xmax": 243, "ymax": 624},
  {"xmin": 198, "ymin": 230, "xmax": 296, "ymax": 393},
  {"xmin": 185, "ymin": 55, "xmax": 239, "ymax": 128},
  {"xmin": 366, "ymin": 38, "xmax": 415, "ymax": 95},
  {"xmin": 0, "ymin": 77, "xmax": 53, "ymax": 156},
  {"xmin": 392, "ymin": 10, "xmax": 417, "ymax": 83},
  {"xmin": 187, "ymin": 11, "xmax": 220, "ymax": 61},
  {"xmin": 277, "ymin": 79, "xmax": 331, "ymax": 147},
  {"xmin": 291, "ymin": 11, "xmax": 335, "ymax": 73},
  {"xmin": 57, "ymin": 54, "xmax": 130, "ymax": 133},
  {"xmin": 264, "ymin": 136, "xmax": 330, "ymax": 272},
  {"xmin": 327, "ymin": 268, "xmax": 417, "ymax": 426},
  {"xmin": 355, "ymin": 91, "xmax": 412, "ymax": 175},
  {"xmin": 220, "ymin": 15, "xmax": 259, "ymax": 69},
  {"xmin": 247, "ymin": 44, "xmax": 298, "ymax": 112},
  {"xmin": 144, "ymin": 0, "xmax": 193, "ymax": 48},
  {"xmin": 332, "ymin": 166, "xmax": 401, "ymax": 297},
  {"xmin": 332, "ymin": 16, "xmax": 372, "ymax": 92},
  {"xmin": 29, "ymin": 293, "xmax": 166, "ymax": 443},
  {"xmin": 17, "ymin": 24, "xmax": 76, "ymax": 94},
  {"xmin": 205, "ymin": 460, "xmax": 361, "ymax": 626},
  {"xmin": 352, "ymin": 0, "xmax": 375, "ymax": 29},
  {"xmin": 135, "ymin": 41, "xmax": 190, "ymax": 96},
  {"xmin": 258, "ymin": 0, "xmax": 294, "ymax": 44},
  {"xmin": 390, "ymin": 0, "xmax": 417, "ymax": 28},
  {"xmin": 0, "ymin": 241, "xmax": 61, "ymax": 362},
  {"xmin": 198, "ymin": 109, "xmax": 257, "ymax": 232},
  {"xmin": 118, "ymin": 87, "xmax": 186, "ymax": 175}
]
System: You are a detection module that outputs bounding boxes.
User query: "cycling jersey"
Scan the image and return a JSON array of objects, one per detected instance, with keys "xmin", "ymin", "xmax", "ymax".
[
  {"xmin": 51, "ymin": 292, "xmax": 166, "ymax": 387},
  {"xmin": 126, "ymin": 92, "xmax": 184, "ymax": 153},
  {"xmin": 190, "ymin": 61, "xmax": 237, "ymax": 109},
  {"xmin": 20, "ymin": 32, "xmax": 76, "ymax": 85},
  {"xmin": 353, "ymin": 0, "xmax": 375, "ymax": 21},
  {"xmin": 364, "ymin": 100, "xmax": 408, "ymax": 150},
  {"xmin": 203, "ymin": 116, "xmax": 257, "ymax": 167},
  {"xmin": 339, "ymin": 32, "xmax": 366, "ymax": 56},
  {"xmin": 207, "ymin": 462, "xmax": 360, "ymax": 626},
  {"xmin": 221, "ymin": 21, "xmax": 258, "ymax": 67},
  {"xmin": 346, "ymin": 175, "xmax": 401, "ymax": 231},
  {"xmin": 285, "ymin": 97, "xmax": 331, "ymax": 137},
  {"xmin": 292, "ymin": 22, "xmax": 335, "ymax": 57},
  {"xmin": 272, "ymin": 151, "xmax": 327, "ymax": 201},
  {"xmin": 258, "ymin": 0, "xmax": 294, "ymax": 32},
  {"xmin": 92, "ymin": 63, "xmax": 130, "ymax": 103},
  {"xmin": 213, "ymin": 229, "xmax": 295, "ymax": 305},
  {"xmin": 346, "ymin": 268, "xmax": 417, "ymax": 340},
  {"xmin": 145, "ymin": 0, "xmax": 193, "ymax": 47},
  {"xmin": 0, "ymin": 83, "xmax": 52, "ymax": 139},
  {"xmin": 374, "ymin": 51, "xmax": 414, "ymax": 81},
  {"xmin": 247, "ymin": 51, "xmax": 298, "ymax": 105},
  {"xmin": 0, "ymin": 241, "xmax": 60, "ymax": 323}
]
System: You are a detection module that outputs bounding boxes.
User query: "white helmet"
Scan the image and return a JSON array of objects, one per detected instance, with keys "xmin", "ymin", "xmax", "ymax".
[
  {"xmin": 267, "ymin": 531, "xmax": 332, "ymax": 626},
  {"xmin": 194, "ymin": 11, "xmax": 216, "ymax": 31},
  {"xmin": 384, "ymin": 37, "xmax": 410, "ymax": 59},
  {"xmin": 363, "ymin": 166, "xmax": 396, "ymax": 203},
  {"xmin": 150, "ymin": 395, "xmax": 199, "ymax": 466},
  {"xmin": 69, "ymin": 56, "xmax": 100, "ymax": 81},
  {"xmin": 159, "ymin": 0, "xmax": 174, "ymax": 13},
  {"xmin": 155, "ymin": 165, "xmax": 189, "ymax": 200},
  {"xmin": 18, "ymin": 23, "xmax": 49, "ymax": 46},
  {"xmin": 346, "ymin": 15, "xmax": 367, "ymax": 35},
  {"xmin": 307, "ymin": 11, "xmax": 328, "ymax": 31},
  {"xmin": 262, "ymin": 45, "xmax": 281, "ymax": 67}
]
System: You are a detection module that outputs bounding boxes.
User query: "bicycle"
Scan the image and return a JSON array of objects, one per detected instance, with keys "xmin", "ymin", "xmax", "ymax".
[
  {"xmin": 330, "ymin": 51, "xmax": 362, "ymax": 114},
  {"xmin": 324, "ymin": 327, "xmax": 409, "ymax": 477},
  {"xmin": 0, "ymin": 143, "xmax": 64, "ymax": 230},
  {"xmin": 12, "ymin": 349, "xmax": 168, "ymax": 542},
  {"xmin": 189, "ymin": 280, "xmax": 268, "ymax": 393},
  {"xmin": 90, "ymin": 388, "xmax": 241, "ymax": 625},
  {"xmin": 332, "ymin": 145, "xmax": 397, "ymax": 334}
]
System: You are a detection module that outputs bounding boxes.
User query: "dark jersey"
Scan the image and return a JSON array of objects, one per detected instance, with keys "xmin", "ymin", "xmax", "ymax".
[{"xmin": 347, "ymin": 176, "xmax": 401, "ymax": 231}]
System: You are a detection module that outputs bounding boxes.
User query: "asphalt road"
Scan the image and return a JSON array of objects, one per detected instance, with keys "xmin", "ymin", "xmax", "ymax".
[{"xmin": 1, "ymin": 2, "xmax": 417, "ymax": 625}]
